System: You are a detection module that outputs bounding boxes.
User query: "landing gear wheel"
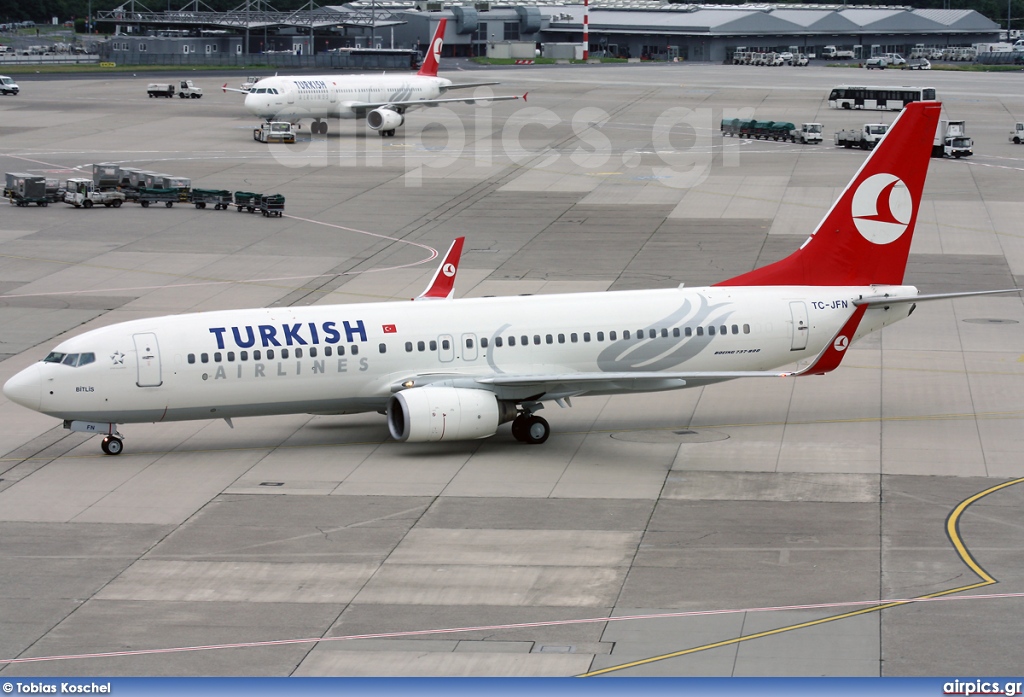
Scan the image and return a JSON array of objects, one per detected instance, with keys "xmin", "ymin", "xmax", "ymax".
[
  {"xmin": 101, "ymin": 436, "xmax": 123, "ymax": 456},
  {"xmin": 512, "ymin": 415, "xmax": 549, "ymax": 444}
]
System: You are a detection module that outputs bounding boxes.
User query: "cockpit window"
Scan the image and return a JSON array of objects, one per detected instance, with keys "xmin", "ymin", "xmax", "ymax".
[{"xmin": 44, "ymin": 352, "xmax": 95, "ymax": 367}]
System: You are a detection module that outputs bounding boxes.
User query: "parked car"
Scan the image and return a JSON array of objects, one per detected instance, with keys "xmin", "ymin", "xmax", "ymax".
[
  {"xmin": 865, "ymin": 57, "xmax": 889, "ymax": 69},
  {"xmin": 779, "ymin": 51, "xmax": 794, "ymax": 64},
  {"xmin": 905, "ymin": 58, "xmax": 931, "ymax": 70},
  {"xmin": 883, "ymin": 52, "xmax": 907, "ymax": 66}
]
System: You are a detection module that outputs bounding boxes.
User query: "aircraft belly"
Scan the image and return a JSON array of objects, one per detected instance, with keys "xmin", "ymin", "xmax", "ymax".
[{"xmin": 44, "ymin": 397, "xmax": 386, "ymax": 424}]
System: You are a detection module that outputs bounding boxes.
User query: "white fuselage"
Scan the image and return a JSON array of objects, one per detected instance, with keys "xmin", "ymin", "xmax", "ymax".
[
  {"xmin": 243, "ymin": 74, "xmax": 452, "ymax": 122},
  {"xmin": 11, "ymin": 285, "xmax": 915, "ymax": 425}
]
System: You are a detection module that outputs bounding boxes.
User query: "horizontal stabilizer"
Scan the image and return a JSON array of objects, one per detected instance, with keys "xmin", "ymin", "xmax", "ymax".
[{"xmin": 854, "ymin": 288, "xmax": 1022, "ymax": 306}]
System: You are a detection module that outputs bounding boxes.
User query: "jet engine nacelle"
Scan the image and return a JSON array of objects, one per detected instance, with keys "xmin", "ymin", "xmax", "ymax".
[
  {"xmin": 387, "ymin": 387, "xmax": 502, "ymax": 442},
  {"xmin": 366, "ymin": 108, "xmax": 404, "ymax": 132}
]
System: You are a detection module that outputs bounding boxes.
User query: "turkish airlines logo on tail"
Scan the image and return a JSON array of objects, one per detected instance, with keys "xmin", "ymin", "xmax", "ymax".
[
  {"xmin": 432, "ymin": 37, "xmax": 443, "ymax": 64},
  {"xmin": 851, "ymin": 173, "xmax": 912, "ymax": 245}
]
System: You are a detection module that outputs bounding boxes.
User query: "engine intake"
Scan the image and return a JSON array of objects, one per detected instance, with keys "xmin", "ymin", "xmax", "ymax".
[
  {"xmin": 387, "ymin": 387, "xmax": 504, "ymax": 442},
  {"xmin": 367, "ymin": 108, "xmax": 404, "ymax": 132}
]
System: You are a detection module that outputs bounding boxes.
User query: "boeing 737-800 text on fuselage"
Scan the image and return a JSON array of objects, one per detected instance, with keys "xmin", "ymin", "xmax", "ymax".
[
  {"xmin": 230, "ymin": 18, "xmax": 523, "ymax": 137},
  {"xmin": 4, "ymin": 102, "xmax": 1016, "ymax": 455}
]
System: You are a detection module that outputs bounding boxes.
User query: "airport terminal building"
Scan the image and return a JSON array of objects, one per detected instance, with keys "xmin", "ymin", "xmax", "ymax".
[{"xmin": 98, "ymin": 1, "xmax": 1001, "ymax": 65}]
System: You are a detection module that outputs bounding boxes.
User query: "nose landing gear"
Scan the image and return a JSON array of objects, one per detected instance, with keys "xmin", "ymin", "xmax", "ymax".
[
  {"xmin": 64, "ymin": 421, "xmax": 125, "ymax": 455},
  {"xmin": 101, "ymin": 435, "xmax": 124, "ymax": 456}
]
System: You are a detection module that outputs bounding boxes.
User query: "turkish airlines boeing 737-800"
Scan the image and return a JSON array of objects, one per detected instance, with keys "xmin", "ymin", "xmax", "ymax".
[
  {"xmin": 229, "ymin": 18, "xmax": 523, "ymax": 137},
  {"xmin": 4, "ymin": 101, "xmax": 1016, "ymax": 455}
]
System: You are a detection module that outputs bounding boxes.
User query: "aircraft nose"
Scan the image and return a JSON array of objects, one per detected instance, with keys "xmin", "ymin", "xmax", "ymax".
[{"xmin": 4, "ymin": 364, "xmax": 42, "ymax": 411}]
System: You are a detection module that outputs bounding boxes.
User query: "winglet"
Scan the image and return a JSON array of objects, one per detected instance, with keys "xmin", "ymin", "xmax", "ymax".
[
  {"xmin": 415, "ymin": 237, "xmax": 464, "ymax": 300},
  {"xmin": 523, "ymin": 91, "xmax": 528, "ymax": 102},
  {"xmin": 416, "ymin": 18, "xmax": 447, "ymax": 77},
  {"xmin": 788, "ymin": 305, "xmax": 868, "ymax": 377}
]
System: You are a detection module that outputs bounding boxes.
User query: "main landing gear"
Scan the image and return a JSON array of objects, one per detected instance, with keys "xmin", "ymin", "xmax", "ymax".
[
  {"xmin": 378, "ymin": 129, "xmax": 397, "ymax": 137},
  {"xmin": 311, "ymin": 119, "xmax": 328, "ymax": 135},
  {"xmin": 510, "ymin": 404, "xmax": 550, "ymax": 445}
]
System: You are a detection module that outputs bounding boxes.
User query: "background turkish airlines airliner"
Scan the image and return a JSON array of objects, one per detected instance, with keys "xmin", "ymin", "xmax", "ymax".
[
  {"xmin": 4, "ymin": 101, "xmax": 1016, "ymax": 455},
  {"xmin": 229, "ymin": 18, "xmax": 523, "ymax": 137}
]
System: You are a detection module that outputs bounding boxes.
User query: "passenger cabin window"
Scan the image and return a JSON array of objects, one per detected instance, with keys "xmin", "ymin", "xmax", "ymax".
[
  {"xmin": 379, "ymin": 343, "xmax": 387, "ymax": 354},
  {"xmin": 188, "ymin": 354, "xmax": 196, "ymax": 364}
]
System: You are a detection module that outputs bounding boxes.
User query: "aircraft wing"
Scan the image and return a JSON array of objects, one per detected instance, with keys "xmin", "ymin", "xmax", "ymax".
[
  {"xmin": 441, "ymin": 82, "xmax": 501, "ymax": 91},
  {"xmin": 222, "ymin": 84, "xmax": 249, "ymax": 94},
  {"xmin": 349, "ymin": 93, "xmax": 526, "ymax": 111}
]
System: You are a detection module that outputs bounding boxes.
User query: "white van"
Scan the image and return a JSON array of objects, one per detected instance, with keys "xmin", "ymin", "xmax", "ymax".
[
  {"xmin": 883, "ymin": 52, "xmax": 906, "ymax": 65},
  {"xmin": 0, "ymin": 75, "xmax": 19, "ymax": 96}
]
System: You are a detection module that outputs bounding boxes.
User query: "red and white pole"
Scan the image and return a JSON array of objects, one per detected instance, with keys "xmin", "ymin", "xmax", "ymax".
[{"xmin": 583, "ymin": 0, "xmax": 589, "ymax": 61}]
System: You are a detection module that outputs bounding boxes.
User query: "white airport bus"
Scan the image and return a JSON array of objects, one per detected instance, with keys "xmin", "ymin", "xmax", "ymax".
[{"xmin": 828, "ymin": 85, "xmax": 936, "ymax": 110}]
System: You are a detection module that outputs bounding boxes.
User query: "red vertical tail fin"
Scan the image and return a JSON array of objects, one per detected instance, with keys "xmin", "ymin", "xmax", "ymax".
[
  {"xmin": 716, "ymin": 100, "xmax": 942, "ymax": 287},
  {"xmin": 416, "ymin": 19, "xmax": 447, "ymax": 77}
]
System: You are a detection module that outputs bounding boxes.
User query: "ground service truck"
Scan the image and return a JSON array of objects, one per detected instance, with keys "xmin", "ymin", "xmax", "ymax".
[{"xmin": 835, "ymin": 123, "xmax": 888, "ymax": 149}]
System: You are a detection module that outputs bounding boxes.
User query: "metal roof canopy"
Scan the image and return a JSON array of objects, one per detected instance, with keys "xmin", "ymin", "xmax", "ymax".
[{"xmin": 96, "ymin": 0, "xmax": 406, "ymax": 30}]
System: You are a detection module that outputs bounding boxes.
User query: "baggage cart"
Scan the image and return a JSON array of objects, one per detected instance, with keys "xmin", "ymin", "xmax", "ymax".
[
  {"xmin": 234, "ymin": 191, "xmax": 260, "ymax": 213},
  {"xmin": 136, "ymin": 187, "xmax": 179, "ymax": 208},
  {"xmin": 260, "ymin": 194, "xmax": 285, "ymax": 217},
  {"xmin": 190, "ymin": 189, "xmax": 232, "ymax": 210},
  {"xmin": 5, "ymin": 172, "xmax": 49, "ymax": 206}
]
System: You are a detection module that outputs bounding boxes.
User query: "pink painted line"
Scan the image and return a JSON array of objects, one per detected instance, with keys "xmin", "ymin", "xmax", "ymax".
[
  {"xmin": 2, "ymin": 592, "xmax": 1022, "ymax": 665},
  {"xmin": 0, "ymin": 215, "xmax": 438, "ymax": 299}
]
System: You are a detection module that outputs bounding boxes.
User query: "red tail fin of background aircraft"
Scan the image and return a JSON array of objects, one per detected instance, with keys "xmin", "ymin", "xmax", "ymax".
[
  {"xmin": 416, "ymin": 19, "xmax": 447, "ymax": 78},
  {"xmin": 716, "ymin": 100, "xmax": 942, "ymax": 288}
]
